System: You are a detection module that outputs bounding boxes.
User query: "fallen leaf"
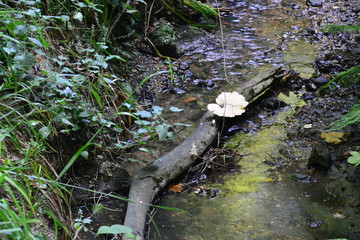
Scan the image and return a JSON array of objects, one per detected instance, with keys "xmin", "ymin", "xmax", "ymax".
[
  {"xmin": 332, "ymin": 212, "xmax": 345, "ymax": 219},
  {"xmin": 35, "ymin": 55, "xmax": 43, "ymax": 62},
  {"xmin": 184, "ymin": 96, "xmax": 197, "ymax": 103},
  {"xmin": 278, "ymin": 92, "xmax": 306, "ymax": 107},
  {"xmin": 320, "ymin": 132, "xmax": 345, "ymax": 144},
  {"xmin": 167, "ymin": 183, "xmax": 184, "ymax": 193}
]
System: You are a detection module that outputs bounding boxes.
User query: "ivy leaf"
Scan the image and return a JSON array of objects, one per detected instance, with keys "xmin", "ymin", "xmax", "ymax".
[
  {"xmin": 152, "ymin": 106, "xmax": 163, "ymax": 115},
  {"xmin": 137, "ymin": 110, "xmax": 152, "ymax": 118},
  {"xmin": 347, "ymin": 151, "xmax": 360, "ymax": 166},
  {"xmin": 39, "ymin": 126, "xmax": 51, "ymax": 139},
  {"xmin": 60, "ymin": 117, "xmax": 74, "ymax": 126},
  {"xmin": 97, "ymin": 224, "xmax": 134, "ymax": 237},
  {"xmin": 73, "ymin": 12, "xmax": 83, "ymax": 22},
  {"xmin": 28, "ymin": 37, "xmax": 45, "ymax": 48},
  {"xmin": 156, "ymin": 124, "xmax": 170, "ymax": 141},
  {"xmin": 170, "ymin": 106, "xmax": 184, "ymax": 112}
]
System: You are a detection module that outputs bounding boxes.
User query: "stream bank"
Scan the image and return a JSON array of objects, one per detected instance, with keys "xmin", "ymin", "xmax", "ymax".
[{"xmin": 73, "ymin": 0, "xmax": 360, "ymax": 239}]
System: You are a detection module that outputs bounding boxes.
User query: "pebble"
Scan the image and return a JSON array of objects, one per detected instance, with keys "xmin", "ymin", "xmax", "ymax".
[
  {"xmin": 312, "ymin": 77, "xmax": 329, "ymax": 87},
  {"xmin": 306, "ymin": 0, "xmax": 324, "ymax": 7}
]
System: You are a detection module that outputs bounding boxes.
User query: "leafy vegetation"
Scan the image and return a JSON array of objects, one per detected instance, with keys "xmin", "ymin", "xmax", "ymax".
[
  {"xmin": 0, "ymin": 0, "xmax": 203, "ymax": 238},
  {"xmin": 347, "ymin": 151, "xmax": 360, "ymax": 167},
  {"xmin": 321, "ymin": 24, "xmax": 360, "ymax": 33},
  {"xmin": 321, "ymin": 64, "xmax": 360, "ymax": 167},
  {"xmin": 159, "ymin": 0, "xmax": 218, "ymax": 29},
  {"xmin": 328, "ymin": 102, "xmax": 360, "ymax": 131},
  {"xmin": 318, "ymin": 65, "xmax": 360, "ymax": 91}
]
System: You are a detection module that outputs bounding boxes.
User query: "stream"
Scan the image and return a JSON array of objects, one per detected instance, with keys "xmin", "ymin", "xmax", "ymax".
[{"xmin": 147, "ymin": 0, "xmax": 360, "ymax": 239}]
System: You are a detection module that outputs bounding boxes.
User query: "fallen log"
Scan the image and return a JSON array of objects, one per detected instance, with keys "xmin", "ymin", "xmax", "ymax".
[{"xmin": 123, "ymin": 66, "xmax": 289, "ymax": 240}]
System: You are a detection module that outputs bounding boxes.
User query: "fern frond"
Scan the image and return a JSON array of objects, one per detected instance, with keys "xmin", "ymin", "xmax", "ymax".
[
  {"xmin": 183, "ymin": 0, "xmax": 218, "ymax": 20},
  {"xmin": 328, "ymin": 103, "xmax": 360, "ymax": 130},
  {"xmin": 318, "ymin": 65, "xmax": 360, "ymax": 91}
]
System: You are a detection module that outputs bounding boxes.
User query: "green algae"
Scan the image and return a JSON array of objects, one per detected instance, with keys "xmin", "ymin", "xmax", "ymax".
[
  {"xmin": 220, "ymin": 91, "xmax": 308, "ymax": 196},
  {"xmin": 282, "ymin": 40, "xmax": 318, "ymax": 79},
  {"xmin": 221, "ymin": 125, "xmax": 286, "ymax": 195}
]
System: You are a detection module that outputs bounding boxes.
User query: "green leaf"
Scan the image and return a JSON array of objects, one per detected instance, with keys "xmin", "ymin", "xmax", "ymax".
[
  {"xmin": 126, "ymin": 9, "xmax": 138, "ymax": 14},
  {"xmin": 152, "ymin": 106, "xmax": 163, "ymax": 115},
  {"xmin": 28, "ymin": 37, "xmax": 45, "ymax": 48},
  {"xmin": 0, "ymin": 228, "xmax": 23, "ymax": 234},
  {"xmin": 82, "ymin": 218, "xmax": 92, "ymax": 224},
  {"xmin": 170, "ymin": 106, "xmax": 184, "ymax": 112},
  {"xmin": 39, "ymin": 126, "xmax": 51, "ymax": 139},
  {"xmin": 97, "ymin": 224, "xmax": 133, "ymax": 236},
  {"xmin": 156, "ymin": 124, "xmax": 170, "ymax": 141},
  {"xmin": 347, "ymin": 151, "xmax": 360, "ymax": 166},
  {"xmin": 73, "ymin": 12, "xmax": 83, "ymax": 22},
  {"xmin": 61, "ymin": 117, "xmax": 74, "ymax": 126},
  {"xmin": 92, "ymin": 203, "xmax": 104, "ymax": 215},
  {"xmin": 105, "ymin": 55, "xmax": 125, "ymax": 62},
  {"xmin": 137, "ymin": 110, "xmax": 152, "ymax": 118},
  {"xmin": 61, "ymin": 15, "xmax": 70, "ymax": 22},
  {"xmin": 79, "ymin": 110, "xmax": 91, "ymax": 118},
  {"xmin": 80, "ymin": 151, "xmax": 89, "ymax": 159}
]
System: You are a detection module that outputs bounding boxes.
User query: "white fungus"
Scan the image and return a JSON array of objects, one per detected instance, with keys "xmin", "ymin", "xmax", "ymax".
[{"xmin": 207, "ymin": 92, "xmax": 249, "ymax": 117}]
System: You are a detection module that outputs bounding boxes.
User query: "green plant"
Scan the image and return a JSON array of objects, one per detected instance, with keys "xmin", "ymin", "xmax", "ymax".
[
  {"xmin": 97, "ymin": 224, "xmax": 135, "ymax": 239},
  {"xmin": 159, "ymin": 0, "xmax": 218, "ymax": 29},
  {"xmin": 1, "ymin": 0, "xmax": 194, "ymax": 238},
  {"xmin": 328, "ymin": 102, "xmax": 360, "ymax": 130},
  {"xmin": 321, "ymin": 24, "xmax": 360, "ymax": 33},
  {"xmin": 347, "ymin": 151, "xmax": 360, "ymax": 167},
  {"xmin": 318, "ymin": 65, "xmax": 360, "ymax": 91}
]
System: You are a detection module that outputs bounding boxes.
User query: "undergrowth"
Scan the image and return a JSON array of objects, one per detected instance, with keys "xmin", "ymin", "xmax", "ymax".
[
  {"xmin": 328, "ymin": 102, "xmax": 360, "ymax": 131},
  {"xmin": 321, "ymin": 24, "xmax": 360, "ymax": 33},
  {"xmin": 318, "ymin": 65, "xmax": 360, "ymax": 91},
  {"xmin": 0, "ymin": 0, "xmax": 215, "ymax": 238},
  {"xmin": 321, "ymin": 64, "xmax": 360, "ymax": 167},
  {"xmin": 0, "ymin": 0, "xmax": 187, "ymax": 238}
]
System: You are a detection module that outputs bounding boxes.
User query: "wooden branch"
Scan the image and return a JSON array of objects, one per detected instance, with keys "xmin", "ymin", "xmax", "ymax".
[{"xmin": 123, "ymin": 66, "xmax": 287, "ymax": 240}]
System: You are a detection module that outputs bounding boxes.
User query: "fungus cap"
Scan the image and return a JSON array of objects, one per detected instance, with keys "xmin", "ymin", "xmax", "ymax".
[{"xmin": 207, "ymin": 92, "xmax": 249, "ymax": 117}]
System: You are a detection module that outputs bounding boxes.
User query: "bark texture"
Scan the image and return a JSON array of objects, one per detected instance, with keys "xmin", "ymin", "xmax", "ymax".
[{"xmin": 123, "ymin": 66, "xmax": 289, "ymax": 240}]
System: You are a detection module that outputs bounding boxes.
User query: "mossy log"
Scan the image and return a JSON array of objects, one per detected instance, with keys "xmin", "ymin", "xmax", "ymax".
[{"xmin": 123, "ymin": 66, "xmax": 289, "ymax": 240}]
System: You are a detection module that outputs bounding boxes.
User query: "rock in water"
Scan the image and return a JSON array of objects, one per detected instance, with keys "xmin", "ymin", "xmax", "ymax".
[
  {"xmin": 307, "ymin": 0, "xmax": 324, "ymax": 7},
  {"xmin": 307, "ymin": 142, "xmax": 331, "ymax": 169}
]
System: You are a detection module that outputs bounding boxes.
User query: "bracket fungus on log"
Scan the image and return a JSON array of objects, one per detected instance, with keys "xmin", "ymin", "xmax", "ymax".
[{"xmin": 207, "ymin": 92, "xmax": 249, "ymax": 117}]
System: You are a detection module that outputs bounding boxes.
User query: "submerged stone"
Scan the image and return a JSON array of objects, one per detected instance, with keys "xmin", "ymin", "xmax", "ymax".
[
  {"xmin": 307, "ymin": 142, "xmax": 331, "ymax": 169},
  {"xmin": 307, "ymin": 0, "xmax": 324, "ymax": 7}
]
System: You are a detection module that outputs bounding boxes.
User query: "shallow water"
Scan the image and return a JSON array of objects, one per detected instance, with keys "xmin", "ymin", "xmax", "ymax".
[
  {"xmin": 185, "ymin": 0, "xmax": 312, "ymax": 83},
  {"xmin": 149, "ymin": 97, "xmax": 360, "ymax": 240},
  {"xmin": 147, "ymin": 1, "xmax": 360, "ymax": 239}
]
